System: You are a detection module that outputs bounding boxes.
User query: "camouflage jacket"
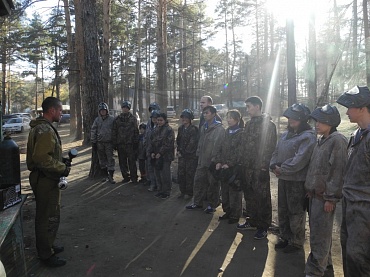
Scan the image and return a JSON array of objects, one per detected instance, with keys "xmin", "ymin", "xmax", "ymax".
[
  {"xmin": 215, "ymin": 127, "xmax": 244, "ymax": 167},
  {"xmin": 270, "ymin": 128, "xmax": 316, "ymax": 181},
  {"xmin": 242, "ymin": 114, "xmax": 277, "ymax": 170},
  {"xmin": 112, "ymin": 112, "xmax": 139, "ymax": 145},
  {"xmin": 304, "ymin": 131, "xmax": 348, "ymax": 202},
  {"xmin": 343, "ymin": 127, "xmax": 370, "ymax": 202},
  {"xmin": 90, "ymin": 115, "xmax": 115, "ymax": 143},
  {"xmin": 148, "ymin": 123, "xmax": 175, "ymax": 161},
  {"xmin": 26, "ymin": 117, "xmax": 66, "ymax": 180},
  {"xmin": 197, "ymin": 119, "xmax": 224, "ymax": 168},
  {"xmin": 176, "ymin": 124, "xmax": 199, "ymax": 158}
]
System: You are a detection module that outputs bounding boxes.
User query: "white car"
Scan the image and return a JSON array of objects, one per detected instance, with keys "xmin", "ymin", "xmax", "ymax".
[
  {"xmin": 166, "ymin": 106, "xmax": 176, "ymax": 118},
  {"xmin": 2, "ymin": 117, "xmax": 31, "ymax": 133}
]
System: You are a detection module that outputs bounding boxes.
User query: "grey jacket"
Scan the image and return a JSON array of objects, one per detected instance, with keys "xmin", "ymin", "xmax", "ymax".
[
  {"xmin": 343, "ymin": 127, "xmax": 370, "ymax": 202},
  {"xmin": 304, "ymin": 131, "xmax": 348, "ymax": 202},
  {"xmin": 91, "ymin": 115, "xmax": 115, "ymax": 143},
  {"xmin": 270, "ymin": 128, "xmax": 316, "ymax": 181},
  {"xmin": 196, "ymin": 120, "xmax": 224, "ymax": 168}
]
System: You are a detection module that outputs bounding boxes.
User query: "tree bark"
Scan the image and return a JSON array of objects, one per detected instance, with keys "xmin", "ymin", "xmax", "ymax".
[
  {"xmin": 364, "ymin": 0, "xmax": 370, "ymax": 86},
  {"xmin": 102, "ymin": 0, "xmax": 111, "ymax": 103},
  {"xmin": 286, "ymin": 18, "xmax": 297, "ymax": 106}
]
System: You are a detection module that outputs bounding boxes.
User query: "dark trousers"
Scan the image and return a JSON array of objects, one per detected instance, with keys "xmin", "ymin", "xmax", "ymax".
[
  {"xmin": 29, "ymin": 171, "xmax": 60, "ymax": 260},
  {"xmin": 117, "ymin": 144, "xmax": 138, "ymax": 181}
]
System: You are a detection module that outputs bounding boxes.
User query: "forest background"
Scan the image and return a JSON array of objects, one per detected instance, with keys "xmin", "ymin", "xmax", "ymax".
[{"xmin": 0, "ymin": 0, "xmax": 369, "ymax": 148}]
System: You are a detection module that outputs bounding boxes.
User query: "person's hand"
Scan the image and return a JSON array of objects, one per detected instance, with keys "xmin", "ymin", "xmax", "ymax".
[
  {"xmin": 221, "ymin": 164, "xmax": 229, "ymax": 169},
  {"xmin": 62, "ymin": 157, "xmax": 71, "ymax": 167},
  {"xmin": 177, "ymin": 151, "xmax": 182, "ymax": 158},
  {"xmin": 151, "ymin": 153, "xmax": 156, "ymax": 159},
  {"xmin": 273, "ymin": 166, "xmax": 281, "ymax": 176},
  {"xmin": 215, "ymin": 163, "xmax": 222, "ymax": 170},
  {"xmin": 62, "ymin": 165, "xmax": 71, "ymax": 177},
  {"xmin": 324, "ymin": 201, "xmax": 335, "ymax": 213},
  {"xmin": 155, "ymin": 153, "xmax": 161, "ymax": 159}
]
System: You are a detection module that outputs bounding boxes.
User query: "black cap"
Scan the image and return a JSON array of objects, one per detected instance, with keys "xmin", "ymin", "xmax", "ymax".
[
  {"xmin": 336, "ymin": 86, "xmax": 370, "ymax": 108},
  {"xmin": 283, "ymin": 103, "xmax": 311, "ymax": 121},
  {"xmin": 310, "ymin": 104, "xmax": 341, "ymax": 127}
]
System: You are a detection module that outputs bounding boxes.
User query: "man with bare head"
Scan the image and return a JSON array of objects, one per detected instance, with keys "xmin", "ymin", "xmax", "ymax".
[{"xmin": 199, "ymin": 95, "xmax": 221, "ymax": 127}]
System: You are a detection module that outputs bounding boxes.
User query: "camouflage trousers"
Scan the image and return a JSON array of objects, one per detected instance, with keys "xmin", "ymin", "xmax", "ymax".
[
  {"xmin": 147, "ymin": 157, "xmax": 157, "ymax": 189},
  {"xmin": 221, "ymin": 180, "xmax": 242, "ymax": 220},
  {"xmin": 154, "ymin": 160, "xmax": 172, "ymax": 195},
  {"xmin": 278, "ymin": 179, "xmax": 306, "ymax": 247},
  {"xmin": 117, "ymin": 144, "xmax": 138, "ymax": 181},
  {"xmin": 177, "ymin": 156, "xmax": 198, "ymax": 196},
  {"xmin": 305, "ymin": 196, "xmax": 334, "ymax": 277},
  {"xmin": 29, "ymin": 170, "xmax": 61, "ymax": 260},
  {"xmin": 97, "ymin": 141, "xmax": 115, "ymax": 171},
  {"xmin": 242, "ymin": 169, "xmax": 272, "ymax": 230},
  {"xmin": 341, "ymin": 197, "xmax": 370, "ymax": 277},
  {"xmin": 193, "ymin": 166, "xmax": 220, "ymax": 209}
]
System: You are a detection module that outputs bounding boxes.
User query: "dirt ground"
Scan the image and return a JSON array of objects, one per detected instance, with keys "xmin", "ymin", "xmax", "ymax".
[{"xmin": 10, "ymin": 122, "xmax": 344, "ymax": 277}]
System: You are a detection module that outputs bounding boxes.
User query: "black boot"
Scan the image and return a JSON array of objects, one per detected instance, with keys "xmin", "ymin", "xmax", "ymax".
[
  {"xmin": 101, "ymin": 168, "xmax": 108, "ymax": 182},
  {"xmin": 108, "ymin": 170, "xmax": 116, "ymax": 184}
]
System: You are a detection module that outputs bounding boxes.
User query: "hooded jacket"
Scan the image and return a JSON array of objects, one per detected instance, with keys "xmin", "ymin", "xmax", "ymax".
[
  {"xmin": 196, "ymin": 119, "xmax": 224, "ymax": 168},
  {"xmin": 215, "ymin": 126, "xmax": 244, "ymax": 167},
  {"xmin": 304, "ymin": 131, "xmax": 348, "ymax": 202},
  {"xmin": 270, "ymin": 128, "xmax": 316, "ymax": 181},
  {"xmin": 26, "ymin": 117, "xmax": 66, "ymax": 180},
  {"xmin": 91, "ymin": 114, "xmax": 115, "ymax": 143}
]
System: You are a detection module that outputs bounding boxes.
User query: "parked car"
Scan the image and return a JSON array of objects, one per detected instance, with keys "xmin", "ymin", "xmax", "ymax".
[
  {"xmin": 12, "ymin": 113, "xmax": 32, "ymax": 119},
  {"xmin": 59, "ymin": 114, "xmax": 71, "ymax": 124},
  {"xmin": 214, "ymin": 104, "xmax": 228, "ymax": 118},
  {"xmin": 3, "ymin": 117, "xmax": 31, "ymax": 133},
  {"xmin": 2, "ymin": 114, "xmax": 19, "ymax": 125},
  {"xmin": 166, "ymin": 106, "xmax": 176, "ymax": 118}
]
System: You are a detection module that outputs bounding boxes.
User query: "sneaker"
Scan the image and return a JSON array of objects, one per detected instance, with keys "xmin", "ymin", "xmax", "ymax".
[
  {"xmin": 161, "ymin": 194, "xmax": 170, "ymax": 199},
  {"xmin": 283, "ymin": 244, "xmax": 301, "ymax": 253},
  {"xmin": 186, "ymin": 203, "xmax": 203, "ymax": 210},
  {"xmin": 147, "ymin": 187, "xmax": 155, "ymax": 192},
  {"xmin": 41, "ymin": 255, "xmax": 67, "ymax": 267},
  {"xmin": 254, "ymin": 229, "xmax": 268, "ymax": 240},
  {"xmin": 219, "ymin": 213, "xmax": 230, "ymax": 220},
  {"xmin": 154, "ymin": 192, "xmax": 162, "ymax": 198},
  {"xmin": 228, "ymin": 218, "xmax": 239, "ymax": 224},
  {"xmin": 275, "ymin": 239, "xmax": 289, "ymax": 250},
  {"xmin": 204, "ymin": 205, "xmax": 214, "ymax": 214},
  {"xmin": 236, "ymin": 222, "xmax": 257, "ymax": 230}
]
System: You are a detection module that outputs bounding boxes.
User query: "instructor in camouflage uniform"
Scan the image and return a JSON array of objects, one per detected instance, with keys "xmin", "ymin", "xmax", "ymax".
[
  {"xmin": 237, "ymin": 96, "xmax": 277, "ymax": 240},
  {"xmin": 27, "ymin": 97, "xmax": 71, "ymax": 267},
  {"xmin": 176, "ymin": 109, "xmax": 199, "ymax": 199},
  {"xmin": 91, "ymin": 102, "xmax": 116, "ymax": 184},
  {"xmin": 336, "ymin": 86, "xmax": 370, "ymax": 277},
  {"xmin": 112, "ymin": 100, "xmax": 139, "ymax": 183}
]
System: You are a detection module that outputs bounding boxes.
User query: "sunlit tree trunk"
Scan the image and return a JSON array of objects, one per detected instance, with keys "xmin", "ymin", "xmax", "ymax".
[
  {"xmin": 307, "ymin": 12, "xmax": 317, "ymax": 109},
  {"xmin": 286, "ymin": 19, "xmax": 297, "ymax": 105},
  {"xmin": 364, "ymin": 0, "xmax": 370, "ymax": 86},
  {"xmin": 102, "ymin": 0, "xmax": 111, "ymax": 104}
]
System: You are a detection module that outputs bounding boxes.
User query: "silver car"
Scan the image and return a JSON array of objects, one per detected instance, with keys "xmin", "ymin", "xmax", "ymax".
[{"xmin": 2, "ymin": 117, "xmax": 31, "ymax": 133}]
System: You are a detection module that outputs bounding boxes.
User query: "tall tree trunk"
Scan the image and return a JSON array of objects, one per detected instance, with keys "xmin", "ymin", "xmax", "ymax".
[
  {"xmin": 364, "ymin": 0, "xmax": 370, "ymax": 86},
  {"xmin": 307, "ymin": 12, "xmax": 317, "ymax": 109},
  {"xmin": 156, "ymin": 0, "xmax": 168, "ymax": 109},
  {"xmin": 102, "ymin": 0, "xmax": 111, "ymax": 103},
  {"xmin": 286, "ymin": 19, "xmax": 297, "ymax": 106},
  {"xmin": 63, "ymin": 0, "xmax": 81, "ymax": 140},
  {"xmin": 1, "ymin": 46, "xmax": 6, "ymax": 114},
  {"xmin": 352, "ymin": 0, "xmax": 358, "ymax": 69}
]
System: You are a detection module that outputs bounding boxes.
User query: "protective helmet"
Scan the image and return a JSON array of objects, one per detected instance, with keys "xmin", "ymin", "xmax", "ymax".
[
  {"xmin": 149, "ymin": 102, "xmax": 160, "ymax": 112},
  {"xmin": 139, "ymin": 122, "xmax": 147, "ymax": 130},
  {"xmin": 98, "ymin": 102, "xmax": 109, "ymax": 111},
  {"xmin": 180, "ymin": 108, "xmax": 194, "ymax": 120},
  {"xmin": 336, "ymin": 86, "xmax": 370, "ymax": 108},
  {"xmin": 310, "ymin": 104, "xmax": 341, "ymax": 127},
  {"xmin": 283, "ymin": 103, "xmax": 311, "ymax": 122},
  {"xmin": 121, "ymin": 100, "xmax": 131, "ymax": 109},
  {"xmin": 150, "ymin": 109, "xmax": 160, "ymax": 118}
]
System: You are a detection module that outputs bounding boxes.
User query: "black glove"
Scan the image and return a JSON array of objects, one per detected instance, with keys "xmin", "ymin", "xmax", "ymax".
[
  {"xmin": 62, "ymin": 166, "xmax": 71, "ymax": 177},
  {"xmin": 92, "ymin": 143, "xmax": 97, "ymax": 151},
  {"xmin": 62, "ymin": 158, "xmax": 71, "ymax": 167}
]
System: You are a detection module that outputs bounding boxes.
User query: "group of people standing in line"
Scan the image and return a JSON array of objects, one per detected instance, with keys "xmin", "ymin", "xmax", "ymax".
[{"xmin": 26, "ymin": 85, "xmax": 370, "ymax": 276}]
